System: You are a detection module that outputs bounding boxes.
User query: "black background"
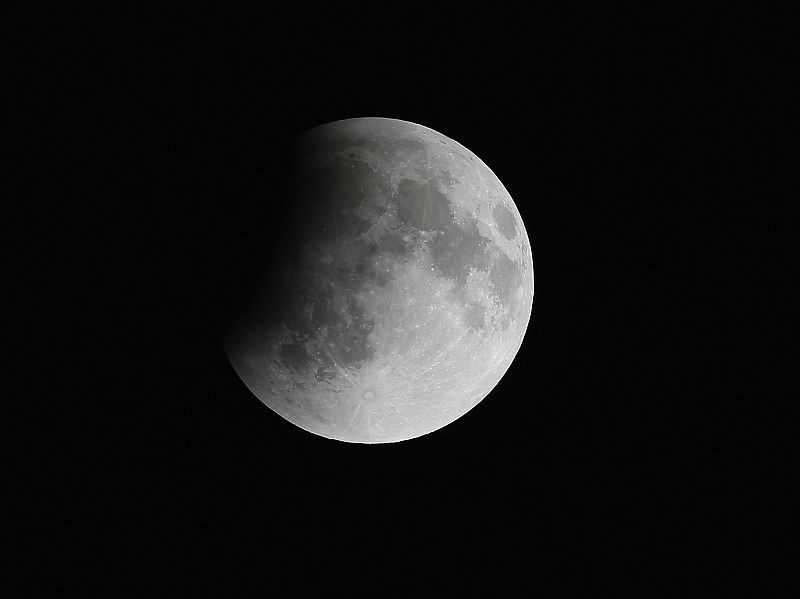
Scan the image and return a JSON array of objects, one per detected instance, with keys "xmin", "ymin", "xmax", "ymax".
[{"xmin": 13, "ymin": 6, "xmax": 790, "ymax": 592}]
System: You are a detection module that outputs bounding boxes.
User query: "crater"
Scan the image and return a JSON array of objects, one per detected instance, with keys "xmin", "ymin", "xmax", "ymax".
[
  {"xmin": 489, "ymin": 251, "xmax": 522, "ymax": 320},
  {"xmin": 492, "ymin": 204, "xmax": 517, "ymax": 240}
]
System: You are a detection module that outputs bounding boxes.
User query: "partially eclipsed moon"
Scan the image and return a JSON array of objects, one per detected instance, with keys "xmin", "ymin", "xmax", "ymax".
[{"xmin": 223, "ymin": 117, "xmax": 534, "ymax": 443}]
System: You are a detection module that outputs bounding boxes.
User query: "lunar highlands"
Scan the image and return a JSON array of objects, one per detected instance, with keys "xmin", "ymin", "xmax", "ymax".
[{"xmin": 223, "ymin": 118, "xmax": 533, "ymax": 443}]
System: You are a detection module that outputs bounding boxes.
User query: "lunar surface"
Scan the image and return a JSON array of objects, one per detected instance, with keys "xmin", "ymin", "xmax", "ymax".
[{"xmin": 223, "ymin": 117, "xmax": 533, "ymax": 443}]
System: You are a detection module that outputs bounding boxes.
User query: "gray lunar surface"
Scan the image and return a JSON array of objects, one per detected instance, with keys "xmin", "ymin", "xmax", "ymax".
[{"xmin": 224, "ymin": 117, "xmax": 534, "ymax": 443}]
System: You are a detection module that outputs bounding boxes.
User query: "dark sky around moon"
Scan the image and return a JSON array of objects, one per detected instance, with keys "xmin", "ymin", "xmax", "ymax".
[{"xmin": 13, "ymin": 6, "xmax": 788, "ymax": 589}]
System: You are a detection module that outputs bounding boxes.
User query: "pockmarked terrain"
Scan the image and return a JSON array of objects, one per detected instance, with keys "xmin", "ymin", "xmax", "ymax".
[{"xmin": 224, "ymin": 118, "xmax": 534, "ymax": 443}]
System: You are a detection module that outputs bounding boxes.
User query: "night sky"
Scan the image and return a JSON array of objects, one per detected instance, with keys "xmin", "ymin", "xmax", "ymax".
[{"xmin": 14, "ymin": 6, "xmax": 788, "ymax": 592}]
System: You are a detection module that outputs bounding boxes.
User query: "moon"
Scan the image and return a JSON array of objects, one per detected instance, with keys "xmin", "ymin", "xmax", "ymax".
[{"xmin": 223, "ymin": 117, "xmax": 534, "ymax": 443}]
